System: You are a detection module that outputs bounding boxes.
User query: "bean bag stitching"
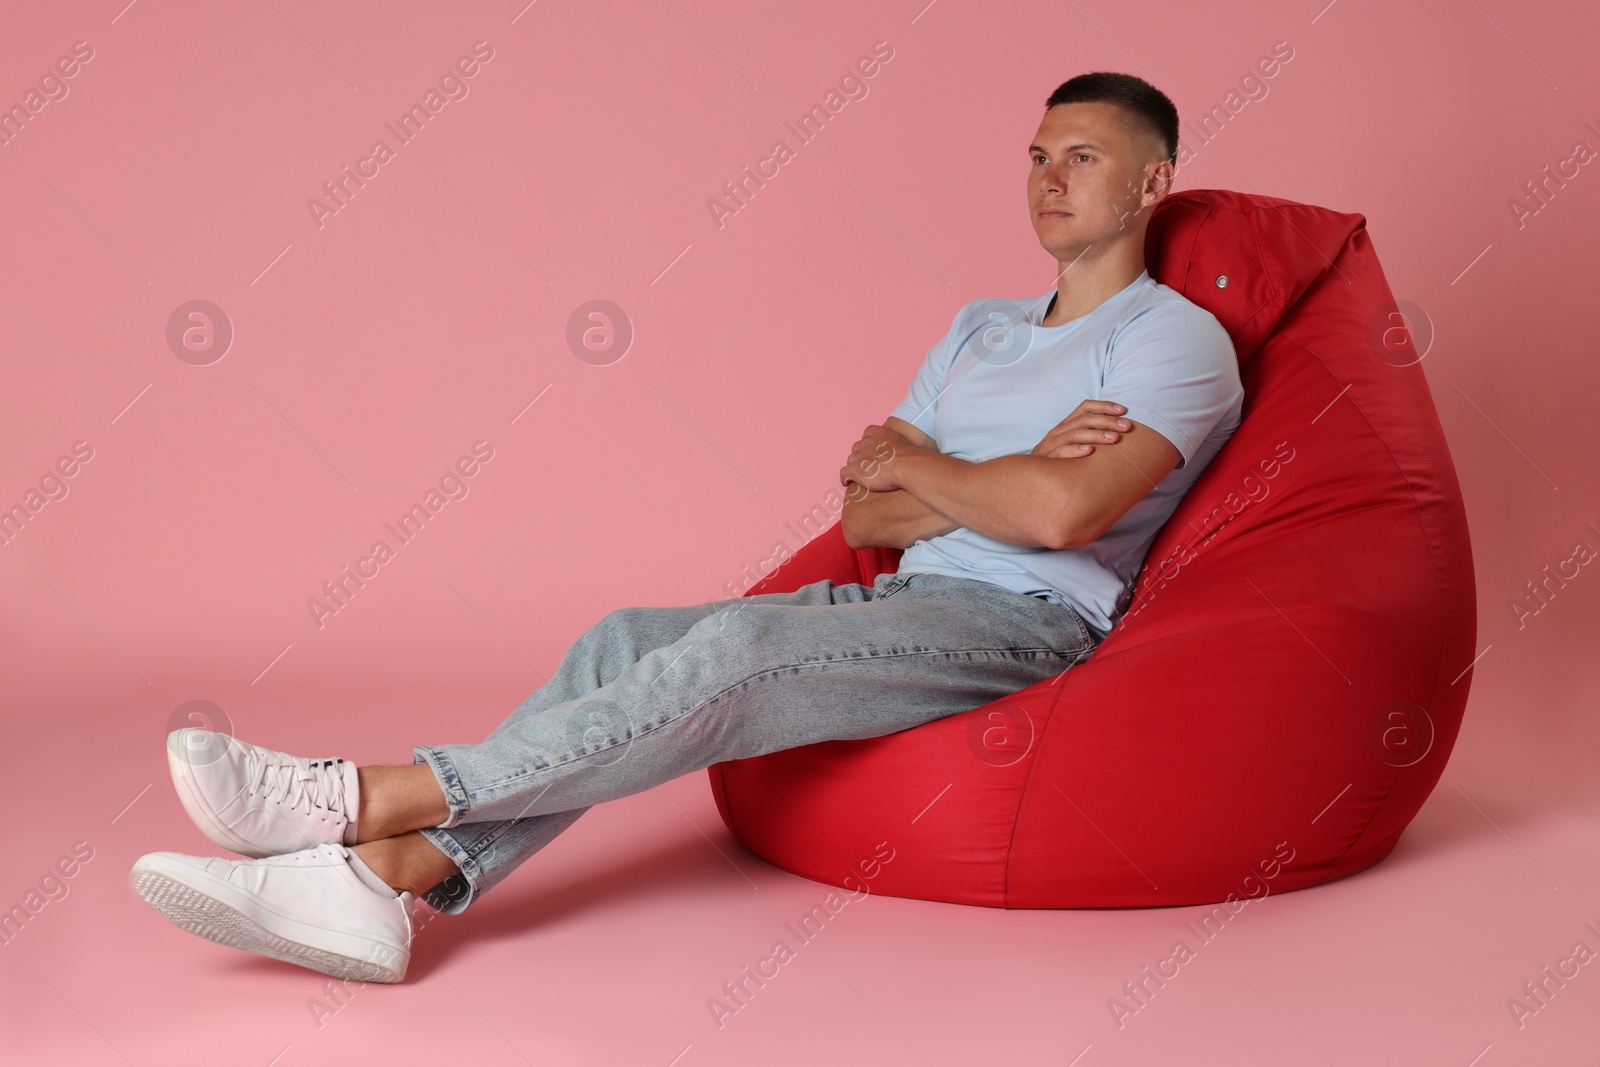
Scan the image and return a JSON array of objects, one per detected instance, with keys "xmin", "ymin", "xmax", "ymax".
[
  {"xmin": 1164, "ymin": 197, "xmax": 1208, "ymax": 300},
  {"xmin": 1263, "ymin": 318, "xmax": 1456, "ymax": 885},
  {"xmin": 1090, "ymin": 198, "xmax": 1289, "ymax": 658}
]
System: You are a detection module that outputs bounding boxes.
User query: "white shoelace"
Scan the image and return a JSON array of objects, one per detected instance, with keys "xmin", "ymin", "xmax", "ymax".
[{"xmin": 245, "ymin": 749, "xmax": 346, "ymax": 817}]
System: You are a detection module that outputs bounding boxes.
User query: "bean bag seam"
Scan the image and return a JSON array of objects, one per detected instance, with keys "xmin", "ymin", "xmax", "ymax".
[{"xmin": 1264, "ymin": 265, "xmax": 1456, "ymax": 885}]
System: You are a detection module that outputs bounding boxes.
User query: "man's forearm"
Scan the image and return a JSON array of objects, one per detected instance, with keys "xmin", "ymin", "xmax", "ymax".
[
  {"xmin": 841, "ymin": 487, "xmax": 963, "ymax": 550},
  {"xmin": 893, "ymin": 451, "xmax": 1068, "ymax": 549}
]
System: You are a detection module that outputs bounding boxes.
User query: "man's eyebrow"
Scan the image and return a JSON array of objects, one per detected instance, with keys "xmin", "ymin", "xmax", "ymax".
[{"xmin": 1028, "ymin": 141, "xmax": 1109, "ymax": 156}]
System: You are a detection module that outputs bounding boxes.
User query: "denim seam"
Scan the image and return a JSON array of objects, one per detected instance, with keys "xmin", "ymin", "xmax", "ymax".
[
  {"xmin": 1063, "ymin": 606, "xmax": 1092, "ymax": 653},
  {"xmin": 468, "ymin": 644, "xmax": 1065, "ymax": 797},
  {"xmin": 921, "ymin": 592, "xmax": 1092, "ymax": 660},
  {"xmin": 466, "ymin": 820, "xmax": 523, "ymax": 859},
  {"xmin": 415, "ymin": 826, "xmax": 481, "ymax": 912},
  {"xmin": 414, "ymin": 745, "xmax": 472, "ymax": 828},
  {"xmin": 1013, "ymin": 597, "xmax": 1093, "ymax": 658}
]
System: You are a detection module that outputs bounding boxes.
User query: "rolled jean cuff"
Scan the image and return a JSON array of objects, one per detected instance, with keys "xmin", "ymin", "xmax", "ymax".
[
  {"xmin": 413, "ymin": 745, "xmax": 471, "ymax": 829},
  {"xmin": 414, "ymin": 826, "xmax": 481, "ymax": 915}
]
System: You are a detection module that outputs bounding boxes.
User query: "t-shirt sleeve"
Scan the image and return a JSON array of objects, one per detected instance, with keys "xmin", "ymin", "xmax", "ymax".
[
  {"xmin": 888, "ymin": 304, "xmax": 972, "ymax": 442},
  {"xmin": 1100, "ymin": 302, "xmax": 1242, "ymax": 469}
]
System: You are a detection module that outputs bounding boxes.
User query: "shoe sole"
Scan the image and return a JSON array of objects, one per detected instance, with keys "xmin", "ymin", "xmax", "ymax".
[
  {"xmin": 166, "ymin": 729, "xmax": 276, "ymax": 859},
  {"xmin": 129, "ymin": 858, "xmax": 408, "ymax": 983}
]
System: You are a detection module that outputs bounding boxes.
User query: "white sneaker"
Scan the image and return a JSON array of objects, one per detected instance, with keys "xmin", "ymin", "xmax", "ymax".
[
  {"xmin": 130, "ymin": 843, "xmax": 413, "ymax": 983},
  {"xmin": 167, "ymin": 729, "xmax": 360, "ymax": 858}
]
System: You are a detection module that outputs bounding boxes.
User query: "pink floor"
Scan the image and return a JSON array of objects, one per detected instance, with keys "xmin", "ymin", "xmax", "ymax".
[
  {"xmin": 3, "ymin": 675, "xmax": 1598, "ymax": 1066},
  {"xmin": 3, "ymin": 0, "xmax": 1598, "ymax": 1064}
]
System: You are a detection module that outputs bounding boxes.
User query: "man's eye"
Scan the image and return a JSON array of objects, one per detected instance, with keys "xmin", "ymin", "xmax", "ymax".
[{"xmin": 1076, "ymin": 154, "xmax": 1094, "ymax": 163}]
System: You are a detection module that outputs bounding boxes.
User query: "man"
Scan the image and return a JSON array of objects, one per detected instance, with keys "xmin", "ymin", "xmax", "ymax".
[{"xmin": 130, "ymin": 71, "xmax": 1243, "ymax": 984}]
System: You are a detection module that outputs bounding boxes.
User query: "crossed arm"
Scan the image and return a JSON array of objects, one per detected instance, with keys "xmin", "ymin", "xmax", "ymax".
[{"xmin": 839, "ymin": 403, "xmax": 1182, "ymax": 552}]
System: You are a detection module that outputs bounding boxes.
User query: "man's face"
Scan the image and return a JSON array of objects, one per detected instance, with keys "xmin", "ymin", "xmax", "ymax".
[{"xmin": 1027, "ymin": 101, "xmax": 1168, "ymax": 265}]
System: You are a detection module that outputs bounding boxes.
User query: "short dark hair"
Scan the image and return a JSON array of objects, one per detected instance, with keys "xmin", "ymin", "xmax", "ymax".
[{"xmin": 1044, "ymin": 72, "xmax": 1179, "ymax": 166}]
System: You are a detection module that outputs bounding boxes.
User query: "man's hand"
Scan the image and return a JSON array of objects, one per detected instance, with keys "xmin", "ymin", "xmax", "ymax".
[
  {"xmin": 1031, "ymin": 399, "xmax": 1132, "ymax": 459},
  {"xmin": 839, "ymin": 417, "xmax": 960, "ymax": 549},
  {"xmin": 840, "ymin": 423, "xmax": 930, "ymax": 494}
]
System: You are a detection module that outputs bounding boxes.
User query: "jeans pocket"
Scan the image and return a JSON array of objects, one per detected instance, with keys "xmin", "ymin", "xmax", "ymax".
[
  {"xmin": 1053, "ymin": 606, "xmax": 1095, "ymax": 660},
  {"xmin": 875, "ymin": 574, "xmax": 910, "ymax": 600}
]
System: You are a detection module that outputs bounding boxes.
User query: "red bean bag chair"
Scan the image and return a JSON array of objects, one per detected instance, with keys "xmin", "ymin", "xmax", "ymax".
[{"xmin": 705, "ymin": 188, "xmax": 1477, "ymax": 907}]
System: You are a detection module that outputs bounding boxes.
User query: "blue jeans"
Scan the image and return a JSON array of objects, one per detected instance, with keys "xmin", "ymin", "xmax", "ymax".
[{"xmin": 412, "ymin": 570, "xmax": 1099, "ymax": 914}]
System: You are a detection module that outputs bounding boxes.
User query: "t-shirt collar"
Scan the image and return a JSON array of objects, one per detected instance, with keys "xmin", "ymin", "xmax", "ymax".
[{"xmin": 1033, "ymin": 268, "xmax": 1150, "ymax": 328}]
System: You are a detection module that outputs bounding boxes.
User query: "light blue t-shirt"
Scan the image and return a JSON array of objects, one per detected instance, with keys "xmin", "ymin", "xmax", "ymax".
[{"xmin": 888, "ymin": 269, "xmax": 1243, "ymax": 639}]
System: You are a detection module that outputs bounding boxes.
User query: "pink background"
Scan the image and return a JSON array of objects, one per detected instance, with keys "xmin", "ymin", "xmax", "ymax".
[{"xmin": 2, "ymin": 0, "xmax": 1597, "ymax": 1064}]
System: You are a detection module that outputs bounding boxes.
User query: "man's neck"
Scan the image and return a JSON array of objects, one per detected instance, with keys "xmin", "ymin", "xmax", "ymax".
[{"xmin": 1041, "ymin": 257, "xmax": 1148, "ymax": 327}]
